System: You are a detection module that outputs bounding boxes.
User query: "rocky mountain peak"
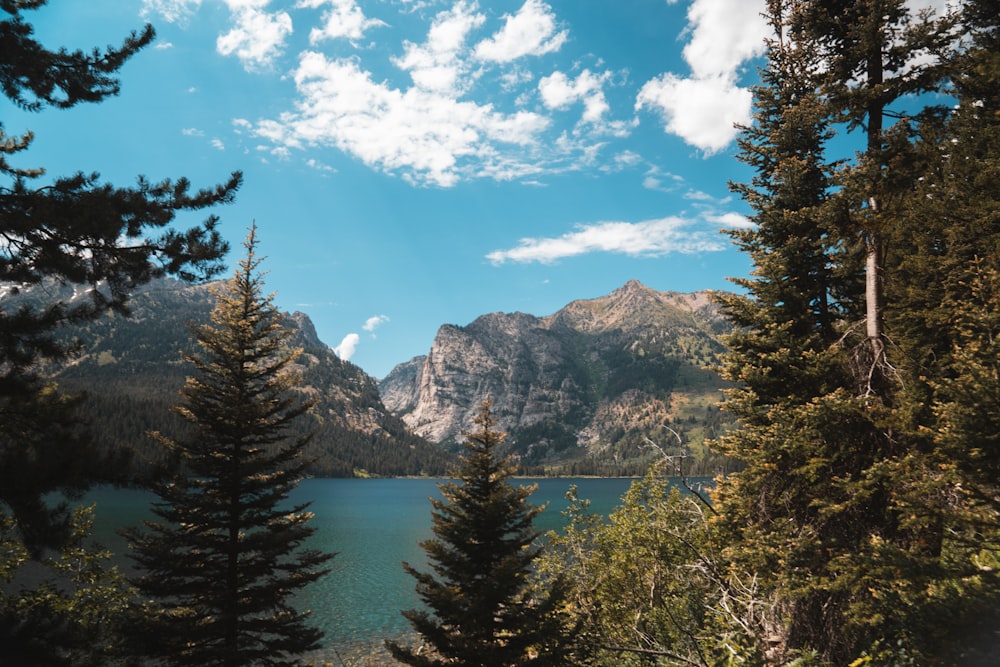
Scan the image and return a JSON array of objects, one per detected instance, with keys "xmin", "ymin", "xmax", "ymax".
[
  {"xmin": 379, "ymin": 282, "xmax": 733, "ymax": 474},
  {"xmin": 287, "ymin": 311, "xmax": 324, "ymax": 349}
]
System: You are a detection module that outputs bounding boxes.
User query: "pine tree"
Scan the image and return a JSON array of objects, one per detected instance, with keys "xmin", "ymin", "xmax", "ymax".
[
  {"xmin": 387, "ymin": 400, "xmax": 575, "ymax": 667},
  {"xmin": 711, "ymin": 0, "xmax": 999, "ymax": 663},
  {"xmin": 0, "ymin": 0, "xmax": 241, "ymax": 553},
  {"xmin": 876, "ymin": 1, "xmax": 1000, "ymax": 658},
  {"xmin": 126, "ymin": 226, "xmax": 333, "ymax": 667},
  {"xmin": 788, "ymin": 0, "xmax": 959, "ymax": 397},
  {"xmin": 713, "ymin": 5, "xmax": 875, "ymax": 660}
]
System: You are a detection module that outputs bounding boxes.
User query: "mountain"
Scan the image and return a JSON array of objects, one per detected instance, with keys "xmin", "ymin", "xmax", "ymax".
[
  {"xmin": 23, "ymin": 278, "xmax": 453, "ymax": 478},
  {"xmin": 379, "ymin": 280, "xmax": 736, "ymax": 476}
]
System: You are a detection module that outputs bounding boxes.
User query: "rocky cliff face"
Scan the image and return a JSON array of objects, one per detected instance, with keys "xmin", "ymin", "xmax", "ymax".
[{"xmin": 379, "ymin": 280, "xmax": 734, "ymax": 474}]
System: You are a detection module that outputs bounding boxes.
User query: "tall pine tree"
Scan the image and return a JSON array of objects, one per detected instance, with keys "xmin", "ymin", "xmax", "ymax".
[
  {"xmin": 387, "ymin": 400, "xmax": 575, "ymax": 667},
  {"xmin": 712, "ymin": 0, "xmax": 1000, "ymax": 663},
  {"xmin": 126, "ymin": 226, "xmax": 332, "ymax": 667},
  {"xmin": 713, "ymin": 3, "xmax": 871, "ymax": 660}
]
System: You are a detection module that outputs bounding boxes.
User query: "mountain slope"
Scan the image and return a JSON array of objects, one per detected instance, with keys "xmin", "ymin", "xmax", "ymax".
[
  {"xmin": 379, "ymin": 280, "xmax": 735, "ymax": 475},
  {"xmin": 31, "ymin": 278, "xmax": 452, "ymax": 478}
]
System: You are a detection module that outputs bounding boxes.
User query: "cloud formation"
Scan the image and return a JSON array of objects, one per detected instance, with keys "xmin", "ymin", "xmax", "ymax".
[
  {"xmin": 215, "ymin": 1, "xmax": 293, "ymax": 70},
  {"xmin": 486, "ymin": 217, "xmax": 728, "ymax": 266},
  {"xmin": 299, "ymin": 0, "xmax": 387, "ymax": 44},
  {"xmin": 253, "ymin": 51, "xmax": 551, "ymax": 187},
  {"xmin": 242, "ymin": 0, "xmax": 619, "ymax": 186},
  {"xmin": 334, "ymin": 332, "xmax": 360, "ymax": 360},
  {"xmin": 473, "ymin": 0, "xmax": 567, "ymax": 63},
  {"xmin": 146, "ymin": 0, "xmax": 777, "ymax": 182},
  {"xmin": 142, "ymin": 0, "xmax": 202, "ymax": 23},
  {"xmin": 363, "ymin": 314, "xmax": 389, "ymax": 334},
  {"xmin": 539, "ymin": 70, "xmax": 610, "ymax": 124},
  {"xmin": 637, "ymin": 0, "xmax": 768, "ymax": 154}
]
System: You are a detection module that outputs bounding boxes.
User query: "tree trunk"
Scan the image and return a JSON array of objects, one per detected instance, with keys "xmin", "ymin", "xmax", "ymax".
[{"xmin": 863, "ymin": 3, "xmax": 887, "ymax": 397}]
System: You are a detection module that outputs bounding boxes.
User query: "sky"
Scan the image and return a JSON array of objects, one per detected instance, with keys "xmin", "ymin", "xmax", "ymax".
[{"xmin": 2, "ymin": 0, "xmax": 949, "ymax": 378}]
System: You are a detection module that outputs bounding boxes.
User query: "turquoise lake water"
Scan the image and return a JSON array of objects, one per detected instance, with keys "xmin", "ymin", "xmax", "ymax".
[{"xmin": 86, "ymin": 477, "xmax": 640, "ymax": 650}]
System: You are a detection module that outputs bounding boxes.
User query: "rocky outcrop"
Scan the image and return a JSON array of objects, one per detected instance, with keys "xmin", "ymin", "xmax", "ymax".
[{"xmin": 379, "ymin": 280, "xmax": 732, "ymax": 472}]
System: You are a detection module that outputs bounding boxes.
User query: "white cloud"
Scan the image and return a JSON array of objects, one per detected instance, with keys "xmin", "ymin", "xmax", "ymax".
[
  {"xmin": 486, "ymin": 217, "xmax": 726, "ymax": 265},
  {"xmin": 642, "ymin": 166, "xmax": 684, "ymax": 192},
  {"xmin": 211, "ymin": 138, "xmax": 226, "ymax": 150},
  {"xmin": 216, "ymin": 2, "xmax": 293, "ymax": 71},
  {"xmin": 241, "ymin": 1, "xmax": 630, "ymax": 185},
  {"xmin": 539, "ymin": 69, "xmax": 610, "ymax": 123},
  {"xmin": 707, "ymin": 211, "xmax": 753, "ymax": 229},
  {"xmin": 684, "ymin": 188, "xmax": 714, "ymax": 202},
  {"xmin": 363, "ymin": 314, "xmax": 390, "ymax": 334},
  {"xmin": 141, "ymin": 0, "xmax": 202, "ymax": 23},
  {"xmin": 181, "ymin": 127, "xmax": 205, "ymax": 136},
  {"xmin": 637, "ymin": 0, "xmax": 767, "ymax": 153},
  {"xmin": 474, "ymin": 0, "xmax": 567, "ymax": 63},
  {"xmin": 614, "ymin": 150, "xmax": 643, "ymax": 168},
  {"xmin": 682, "ymin": 0, "xmax": 769, "ymax": 79},
  {"xmin": 305, "ymin": 158, "xmax": 335, "ymax": 171},
  {"xmin": 393, "ymin": 1, "xmax": 485, "ymax": 94},
  {"xmin": 334, "ymin": 332, "xmax": 360, "ymax": 360},
  {"xmin": 637, "ymin": 72, "xmax": 754, "ymax": 154},
  {"xmin": 298, "ymin": 0, "xmax": 387, "ymax": 43},
  {"xmin": 253, "ymin": 51, "xmax": 551, "ymax": 186}
]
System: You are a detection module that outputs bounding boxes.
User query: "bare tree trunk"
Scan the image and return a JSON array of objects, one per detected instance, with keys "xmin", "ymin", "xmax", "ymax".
[{"xmin": 863, "ymin": 4, "xmax": 888, "ymax": 398}]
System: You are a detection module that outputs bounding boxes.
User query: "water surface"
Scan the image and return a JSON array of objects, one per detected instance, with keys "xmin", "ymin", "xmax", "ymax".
[{"xmin": 88, "ymin": 477, "xmax": 637, "ymax": 648}]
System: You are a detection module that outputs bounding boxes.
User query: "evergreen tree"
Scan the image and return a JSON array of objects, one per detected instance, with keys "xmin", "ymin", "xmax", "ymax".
[
  {"xmin": 788, "ymin": 0, "xmax": 959, "ymax": 396},
  {"xmin": 879, "ymin": 1, "xmax": 1000, "ymax": 658},
  {"xmin": 126, "ymin": 226, "xmax": 333, "ymax": 667},
  {"xmin": 0, "ymin": 0, "xmax": 241, "ymax": 553},
  {"xmin": 714, "ymin": 0, "xmax": 1000, "ymax": 663},
  {"xmin": 387, "ymin": 400, "xmax": 575, "ymax": 667}
]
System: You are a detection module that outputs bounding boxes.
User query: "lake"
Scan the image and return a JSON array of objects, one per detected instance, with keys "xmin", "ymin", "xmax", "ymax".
[{"xmin": 85, "ymin": 477, "xmax": 639, "ymax": 651}]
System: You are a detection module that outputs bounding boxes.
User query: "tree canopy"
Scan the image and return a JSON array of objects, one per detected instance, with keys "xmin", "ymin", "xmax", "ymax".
[{"xmin": 543, "ymin": 2, "xmax": 999, "ymax": 664}]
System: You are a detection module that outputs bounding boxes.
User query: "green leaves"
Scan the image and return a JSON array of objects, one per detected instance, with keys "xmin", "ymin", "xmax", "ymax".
[{"xmin": 0, "ymin": 504, "xmax": 135, "ymax": 666}]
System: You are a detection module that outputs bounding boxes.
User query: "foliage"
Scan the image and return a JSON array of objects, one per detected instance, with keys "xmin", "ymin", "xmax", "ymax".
[
  {"xmin": 539, "ymin": 466, "xmax": 782, "ymax": 667},
  {"xmin": 0, "ymin": 0, "xmax": 240, "ymax": 554},
  {"xmin": 711, "ymin": 0, "xmax": 1000, "ymax": 663},
  {"xmin": 387, "ymin": 400, "xmax": 577, "ymax": 667},
  {"xmin": 0, "ymin": 504, "xmax": 135, "ymax": 666},
  {"xmin": 539, "ymin": 4, "xmax": 1000, "ymax": 663},
  {"xmin": 125, "ymin": 227, "xmax": 333, "ymax": 666}
]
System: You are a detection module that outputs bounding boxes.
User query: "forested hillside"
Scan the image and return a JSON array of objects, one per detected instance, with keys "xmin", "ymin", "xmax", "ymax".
[{"xmin": 36, "ymin": 279, "xmax": 453, "ymax": 478}]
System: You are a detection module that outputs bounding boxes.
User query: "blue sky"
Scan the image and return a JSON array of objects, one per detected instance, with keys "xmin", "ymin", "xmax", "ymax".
[{"xmin": 2, "ymin": 0, "xmax": 949, "ymax": 378}]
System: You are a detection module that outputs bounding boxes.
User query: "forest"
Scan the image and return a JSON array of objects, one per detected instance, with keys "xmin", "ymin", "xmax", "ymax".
[{"xmin": 1, "ymin": 0, "xmax": 998, "ymax": 665}]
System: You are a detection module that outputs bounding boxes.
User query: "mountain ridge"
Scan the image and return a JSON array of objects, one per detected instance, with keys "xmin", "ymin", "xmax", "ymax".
[
  {"xmin": 379, "ymin": 280, "xmax": 735, "ymax": 475},
  {"xmin": 20, "ymin": 278, "xmax": 453, "ymax": 478},
  {"xmin": 10, "ymin": 277, "xmax": 736, "ymax": 477}
]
